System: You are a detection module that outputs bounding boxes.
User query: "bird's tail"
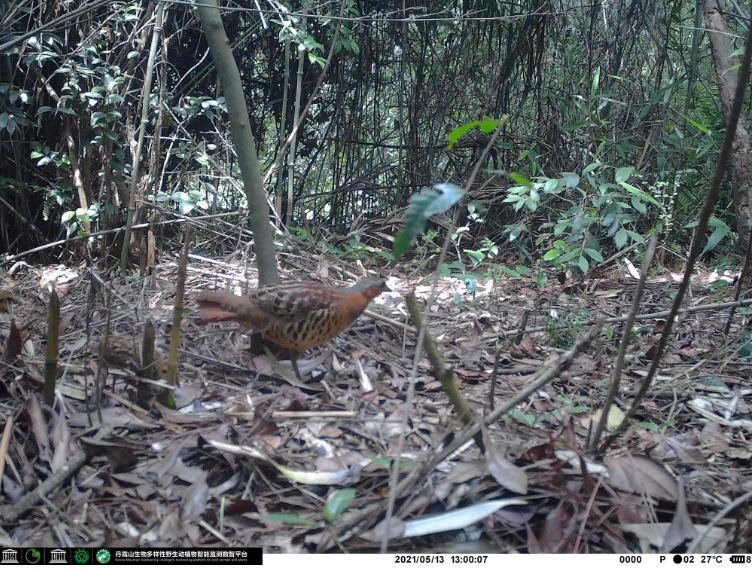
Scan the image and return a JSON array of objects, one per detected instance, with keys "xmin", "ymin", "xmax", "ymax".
[{"xmin": 193, "ymin": 291, "xmax": 248, "ymax": 324}]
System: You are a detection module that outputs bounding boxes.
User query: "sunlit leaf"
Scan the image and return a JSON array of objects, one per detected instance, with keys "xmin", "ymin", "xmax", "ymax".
[
  {"xmin": 701, "ymin": 225, "xmax": 729, "ymax": 255},
  {"xmin": 393, "ymin": 183, "xmax": 465, "ymax": 263},
  {"xmin": 323, "ymin": 488, "xmax": 356, "ymax": 522},
  {"xmin": 615, "ymin": 167, "xmax": 634, "ymax": 183}
]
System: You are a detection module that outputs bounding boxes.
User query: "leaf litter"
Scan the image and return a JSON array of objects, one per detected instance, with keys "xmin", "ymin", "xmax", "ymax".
[{"xmin": 0, "ymin": 254, "xmax": 749, "ymax": 553}]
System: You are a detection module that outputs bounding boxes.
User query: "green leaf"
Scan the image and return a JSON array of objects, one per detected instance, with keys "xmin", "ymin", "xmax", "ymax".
[
  {"xmin": 615, "ymin": 229, "xmax": 627, "ymax": 248},
  {"xmin": 584, "ymin": 248, "xmax": 604, "ymax": 263},
  {"xmin": 392, "ymin": 183, "xmax": 465, "ymax": 263},
  {"xmin": 615, "ymin": 167, "xmax": 634, "ymax": 183},
  {"xmin": 591, "ymin": 67, "xmax": 600, "ymax": 98},
  {"xmin": 618, "ymin": 182, "xmax": 661, "ymax": 207},
  {"xmin": 544, "ymin": 178, "xmax": 559, "ymax": 193},
  {"xmin": 578, "ymin": 255, "xmax": 589, "ymax": 273},
  {"xmin": 323, "ymin": 488, "xmax": 356, "ymax": 523},
  {"xmin": 582, "ymin": 162, "xmax": 601, "ymax": 175},
  {"xmin": 509, "ymin": 172, "xmax": 532, "ymax": 186},
  {"xmin": 625, "ymin": 230, "xmax": 645, "ymax": 244},
  {"xmin": 446, "ymin": 118, "xmax": 500, "ymax": 150},
  {"xmin": 559, "ymin": 250, "xmax": 579, "ymax": 263},
  {"xmin": 508, "ymin": 408, "xmax": 535, "ymax": 425},
  {"xmin": 465, "ymin": 249, "xmax": 485, "ymax": 266},
  {"xmin": 701, "ymin": 225, "xmax": 729, "ymax": 255},
  {"xmin": 562, "ymin": 172, "xmax": 580, "ymax": 188},
  {"xmin": 683, "ymin": 115, "xmax": 708, "ymax": 133},
  {"xmin": 543, "ymin": 249, "xmax": 561, "ymax": 261},
  {"xmin": 262, "ymin": 513, "xmax": 318, "ymax": 527},
  {"xmin": 631, "ymin": 196, "xmax": 646, "ymax": 214}
]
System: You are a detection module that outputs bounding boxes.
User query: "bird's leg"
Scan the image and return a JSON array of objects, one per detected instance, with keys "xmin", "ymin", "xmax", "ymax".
[{"xmin": 290, "ymin": 350, "xmax": 302, "ymax": 380}]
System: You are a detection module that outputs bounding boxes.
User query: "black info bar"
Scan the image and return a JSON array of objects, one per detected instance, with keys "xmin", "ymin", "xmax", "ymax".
[{"xmin": 0, "ymin": 547, "xmax": 263, "ymax": 565}]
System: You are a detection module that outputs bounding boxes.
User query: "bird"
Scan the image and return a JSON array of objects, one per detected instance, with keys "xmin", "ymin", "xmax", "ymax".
[{"xmin": 194, "ymin": 277, "xmax": 389, "ymax": 379}]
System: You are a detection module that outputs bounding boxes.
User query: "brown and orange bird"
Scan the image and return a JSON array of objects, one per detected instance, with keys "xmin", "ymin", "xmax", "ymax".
[{"xmin": 194, "ymin": 277, "xmax": 389, "ymax": 378}]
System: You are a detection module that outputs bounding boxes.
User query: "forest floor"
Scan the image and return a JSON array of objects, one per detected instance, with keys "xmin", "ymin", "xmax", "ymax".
[{"xmin": 0, "ymin": 246, "xmax": 750, "ymax": 553}]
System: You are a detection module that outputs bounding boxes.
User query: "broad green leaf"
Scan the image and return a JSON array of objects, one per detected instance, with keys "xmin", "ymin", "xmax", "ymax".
[
  {"xmin": 562, "ymin": 172, "xmax": 580, "ymax": 188},
  {"xmin": 323, "ymin": 488, "xmax": 356, "ymax": 522},
  {"xmin": 615, "ymin": 167, "xmax": 634, "ymax": 183},
  {"xmin": 582, "ymin": 162, "xmax": 601, "ymax": 175},
  {"xmin": 543, "ymin": 249, "xmax": 561, "ymax": 261},
  {"xmin": 615, "ymin": 229, "xmax": 628, "ymax": 248},
  {"xmin": 393, "ymin": 183, "xmax": 465, "ymax": 263},
  {"xmin": 509, "ymin": 172, "xmax": 532, "ymax": 186},
  {"xmin": 631, "ymin": 196, "xmax": 646, "ymax": 214},
  {"xmin": 578, "ymin": 255, "xmax": 589, "ymax": 273},
  {"xmin": 584, "ymin": 248, "xmax": 604, "ymax": 263},
  {"xmin": 625, "ymin": 230, "xmax": 645, "ymax": 244},
  {"xmin": 465, "ymin": 250, "xmax": 485, "ymax": 266},
  {"xmin": 701, "ymin": 226, "xmax": 729, "ymax": 255}
]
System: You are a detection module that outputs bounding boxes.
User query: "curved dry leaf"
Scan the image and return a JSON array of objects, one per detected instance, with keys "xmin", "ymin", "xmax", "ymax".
[
  {"xmin": 181, "ymin": 471, "xmax": 209, "ymax": 520},
  {"xmin": 443, "ymin": 460, "xmax": 489, "ymax": 485},
  {"xmin": 621, "ymin": 523, "xmax": 726, "ymax": 553},
  {"xmin": 604, "ymin": 455, "xmax": 678, "ymax": 501},
  {"xmin": 402, "ymin": 499, "xmax": 528, "ymax": 538},
  {"xmin": 663, "ymin": 475, "xmax": 697, "ymax": 552},
  {"xmin": 482, "ymin": 424, "xmax": 527, "ymax": 494},
  {"xmin": 663, "ymin": 435, "xmax": 705, "ymax": 464},
  {"xmin": 360, "ymin": 517, "xmax": 406, "ymax": 543}
]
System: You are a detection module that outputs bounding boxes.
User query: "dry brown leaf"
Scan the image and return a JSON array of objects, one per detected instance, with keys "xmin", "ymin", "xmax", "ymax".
[
  {"xmin": 180, "ymin": 472, "xmax": 209, "ymax": 521},
  {"xmin": 482, "ymin": 424, "xmax": 527, "ymax": 494},
  {"xmin": 663, "ymin": 435, "xmax": 706, "ymax": 464},
  {"xmin": 361, "ymin": 517, "xmax": 405, "ymax": 542},
  {"xmin": 510, "ymin": 337, "xmax": 538, "ymax": 359},
  {"xmin": 443, "ymin": 460, "xmax": 489, "ymax": 485},
  {"xmin": 662, "ymin": 475, "xmax": 697, "ymax": 552},
  {"xmin": 604, "ymin": 455, "xmax": 678, "ymax": 500}
]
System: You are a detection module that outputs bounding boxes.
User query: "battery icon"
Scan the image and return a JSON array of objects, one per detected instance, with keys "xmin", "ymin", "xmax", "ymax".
[{"xmin": 730, "ymin": 556, "xmax": 747, "ymax": 563}]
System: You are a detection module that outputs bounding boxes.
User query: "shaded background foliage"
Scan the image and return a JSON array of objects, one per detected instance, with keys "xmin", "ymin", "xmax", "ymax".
[{"xmin": 0, "ymin": 0, "xmax": 748, "ymax": 266}]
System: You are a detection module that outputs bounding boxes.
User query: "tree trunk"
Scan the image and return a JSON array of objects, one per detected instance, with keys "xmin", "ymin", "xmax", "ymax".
[
  {"xmin": 196, "ymin": 0, "xmax": 279, "ymax": 286},
  {"xmin": 702, "ymin": 0, "xmax": 751, "ymax": 250}
]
